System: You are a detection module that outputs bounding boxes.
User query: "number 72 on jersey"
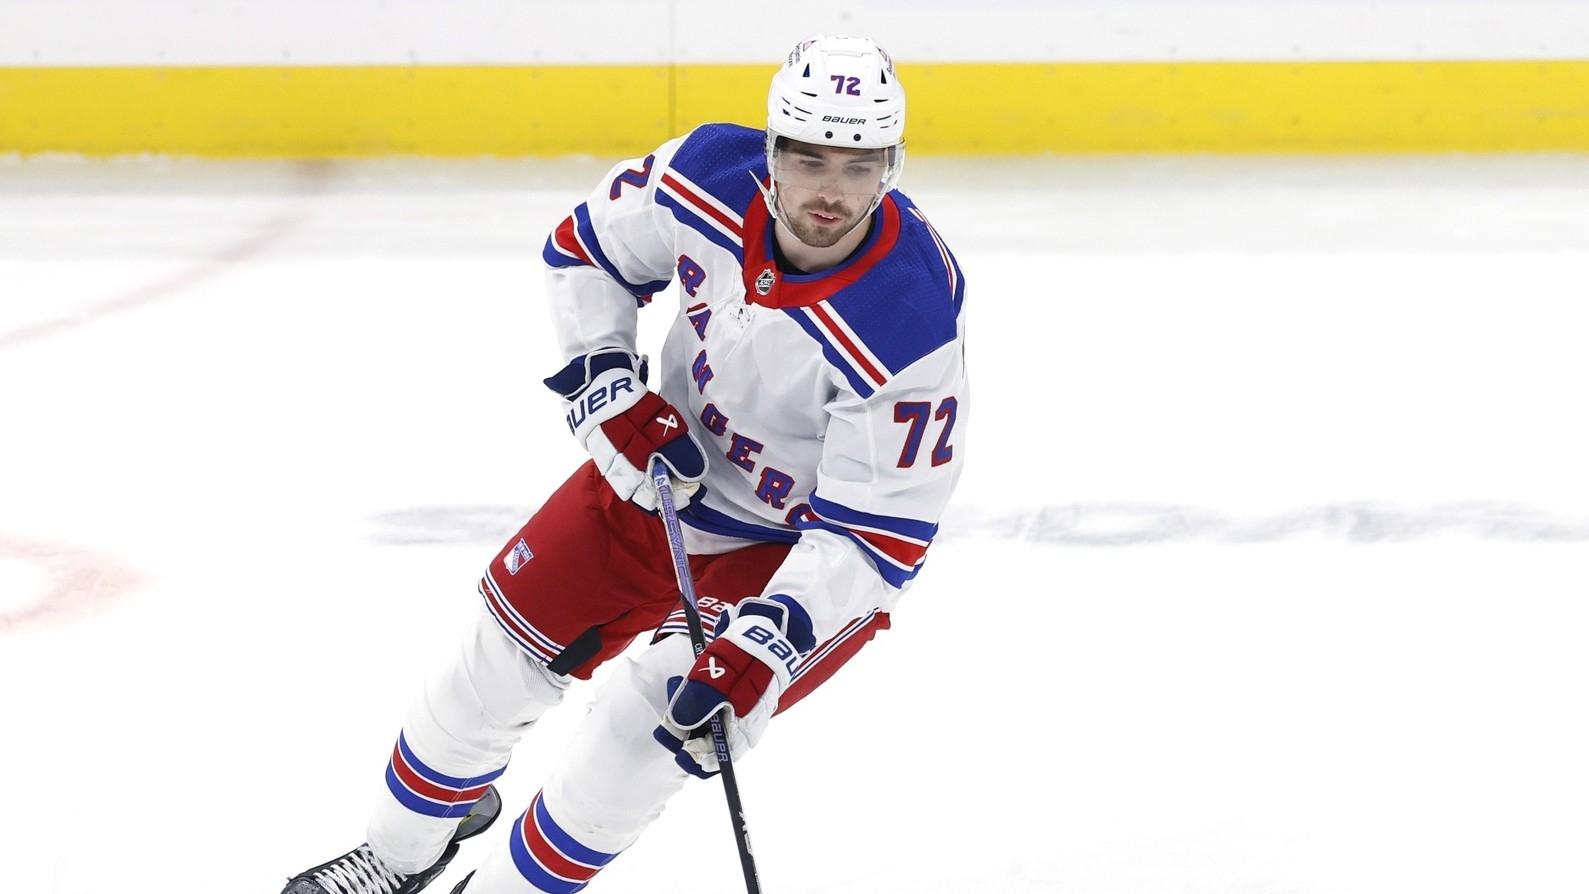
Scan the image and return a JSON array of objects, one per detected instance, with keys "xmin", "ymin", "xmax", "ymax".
[{"xmin": 894, "ymin": 398, "xmax": 957, "ymax": 468}]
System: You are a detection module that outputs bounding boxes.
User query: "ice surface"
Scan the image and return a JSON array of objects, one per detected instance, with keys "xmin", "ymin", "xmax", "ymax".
[{"xmin": 2, "ymin": 153, "xmax": 1587, "ymax": 894}]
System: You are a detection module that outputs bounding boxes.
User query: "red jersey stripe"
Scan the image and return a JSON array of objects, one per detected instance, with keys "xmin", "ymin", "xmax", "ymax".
[
  {"xmin": 808, "ymin": 302, "xmax": 888, "ymax": 386},
  {"xmin": 553, "ymin": 216, "xmax": 593, "ymax": 265},
  {"xmin": 661, "ymin": 173, "xmax": 743, "ymax": 238},
  {"xmin": 854, "ymin": 528, "xmax": 928, "ymax": 567}
]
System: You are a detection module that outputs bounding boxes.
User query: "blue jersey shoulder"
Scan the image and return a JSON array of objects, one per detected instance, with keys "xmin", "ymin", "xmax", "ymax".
[
  {"xmin": 826, "ymin": 190, "xmax": 966, "ymax": 383},
  {"xmin": 666, "ymin": 123, "xmax": 768, "ymax": 215}
]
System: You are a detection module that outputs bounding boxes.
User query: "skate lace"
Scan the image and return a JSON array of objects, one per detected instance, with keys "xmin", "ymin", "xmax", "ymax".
[{"xmin": 310, "ymin": 844, "xmax": 407, "ymax": 894}]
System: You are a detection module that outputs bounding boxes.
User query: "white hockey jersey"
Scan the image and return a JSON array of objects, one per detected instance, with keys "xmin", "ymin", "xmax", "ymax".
[{"xmin": 541, "ymin": 123, "xmax": 967, "ymax": 647}]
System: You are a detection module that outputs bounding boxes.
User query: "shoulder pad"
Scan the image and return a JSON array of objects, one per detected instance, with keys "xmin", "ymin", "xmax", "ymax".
[{"xmin": 665, "ymin": 123, "xmax": 768, "ymax": 219}]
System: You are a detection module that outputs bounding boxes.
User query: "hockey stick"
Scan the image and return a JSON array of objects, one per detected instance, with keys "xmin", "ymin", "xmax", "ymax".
[{"xmin": 650, "ymin": 457, "xmax": 763, "ymax": 894}]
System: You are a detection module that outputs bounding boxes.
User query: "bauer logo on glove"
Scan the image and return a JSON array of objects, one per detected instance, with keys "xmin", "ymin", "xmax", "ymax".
[
  {"xmin": 544, "ymin": 347, "xmax": 709, "ymax": 512},
  {"xmin": 737, "ymin": 624, "xmax": 798, "ymax": 675},
  {"xmin": 563, "ymin": 374, "xmax": 637, "ymax": 431}
]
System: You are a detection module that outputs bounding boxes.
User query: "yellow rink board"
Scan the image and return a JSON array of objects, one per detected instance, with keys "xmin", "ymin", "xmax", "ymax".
[{"xmin": 2, "ymin": 61, "xmax": 1587, "ymax": 156}]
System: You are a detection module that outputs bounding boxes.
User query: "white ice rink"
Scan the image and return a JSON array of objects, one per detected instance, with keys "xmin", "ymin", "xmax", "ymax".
[{"xmin": 2, "ymin": 152, "xmax": 1588, "ymax": 894}]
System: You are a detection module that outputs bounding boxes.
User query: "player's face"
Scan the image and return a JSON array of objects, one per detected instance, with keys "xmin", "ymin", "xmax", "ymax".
[{"xmin": 771, "ymin": 142, "xmax": 890, "ymax": 247}]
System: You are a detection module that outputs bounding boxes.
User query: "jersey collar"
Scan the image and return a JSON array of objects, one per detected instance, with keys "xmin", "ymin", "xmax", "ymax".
[{"xmin": 740, "ymin": 186, "xmax": 902, "ymax": 309}]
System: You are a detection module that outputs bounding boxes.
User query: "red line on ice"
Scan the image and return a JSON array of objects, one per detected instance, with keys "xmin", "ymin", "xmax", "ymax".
[
  {"xmin": 0, "ymin": 161, "xmax": 332, "ymax": 351},
  {"xmin": 0, "ymin": 535, "xmax": 143, "ymax": 635}
]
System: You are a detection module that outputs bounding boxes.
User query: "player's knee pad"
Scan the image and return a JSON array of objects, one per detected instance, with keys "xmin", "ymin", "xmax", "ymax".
[
  {"xmin": 539, "ymin": 636, "xmax": 697, "ymax": 854},
  {"xmin": 420, "ymin": 605, "xmax": 572, "ymax": 740},
  {"xmin": 624, "ymin": 632, "xmax": 697, "ymax": 714},
  {"xmin": 373, "ymin": 609, "xmax": 570, "ymax": 873}
]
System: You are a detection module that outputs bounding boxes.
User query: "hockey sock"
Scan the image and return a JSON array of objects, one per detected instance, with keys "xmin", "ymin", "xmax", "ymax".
[
  {"xmin": 385, "ymin": 731, "xmax": 508, "ymax": 821},
  {"xmin": 506, "ymin": 791, "xmax": 621, "ymax": 893}
]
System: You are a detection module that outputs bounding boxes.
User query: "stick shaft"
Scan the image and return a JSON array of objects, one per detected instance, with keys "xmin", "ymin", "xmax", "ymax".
[{"xmin": 650, "ymin": 459, "xmax": 762, "ymax": 894}]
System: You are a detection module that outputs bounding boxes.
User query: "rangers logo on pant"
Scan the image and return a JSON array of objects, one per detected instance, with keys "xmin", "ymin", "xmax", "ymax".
[{"xmin": 505, "ymin": 538, "xmax": 535, "ymax": 575}]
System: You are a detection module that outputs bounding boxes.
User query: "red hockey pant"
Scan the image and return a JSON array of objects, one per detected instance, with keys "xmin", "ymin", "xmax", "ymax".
[{"xmin": 366, "ymin": 462, "xmax": 889, "ymax": 886}]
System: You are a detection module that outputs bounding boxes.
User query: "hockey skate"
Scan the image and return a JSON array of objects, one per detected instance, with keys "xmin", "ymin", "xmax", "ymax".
[{"xmin": 280, "ymin": 786, "xmax": 502, "ymax": 894}]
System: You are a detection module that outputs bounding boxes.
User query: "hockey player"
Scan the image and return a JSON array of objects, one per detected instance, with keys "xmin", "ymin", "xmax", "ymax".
[{"xmin": 281, "ymin": 34, "xmax": 966, "ymax": 894}]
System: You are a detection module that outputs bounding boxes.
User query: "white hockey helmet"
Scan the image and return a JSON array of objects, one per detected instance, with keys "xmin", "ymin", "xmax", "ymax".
[
  {"xmin": 762, "ymin": 35, "xmax": 906, "ymax": 235},
  {"xmin": 767, "ymin": 35, "xmax": 905, "ymax": 150}
]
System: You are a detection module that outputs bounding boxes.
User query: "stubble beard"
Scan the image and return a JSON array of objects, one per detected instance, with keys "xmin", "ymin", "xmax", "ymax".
[{"xmin": 784, "ymin": 200, "xmax": 862, "ymax": 248}]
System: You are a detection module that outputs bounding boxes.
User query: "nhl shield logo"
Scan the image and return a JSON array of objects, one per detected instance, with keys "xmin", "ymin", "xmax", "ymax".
[{"xmin": 755, "ymin": 268, "xmax": 776, "ymax": 296}]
